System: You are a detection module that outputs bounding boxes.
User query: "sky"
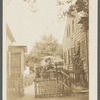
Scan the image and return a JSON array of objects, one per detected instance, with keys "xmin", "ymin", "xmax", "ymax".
[{"xmin": 6, "ymin": 0, "xmax": 67, "ymax": 53}]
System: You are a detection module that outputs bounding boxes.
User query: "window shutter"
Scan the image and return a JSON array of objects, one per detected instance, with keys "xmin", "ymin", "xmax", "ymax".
[
  {"xmin": 68, "ymin": 50, "xmax": 70, "ymax": 64},
  {"xmin": 82, "ymin": 40, "xmax": 85, "ymax": 59},
  {"xmin": 64, "ymin": 52, "xmax": 66, "ymax": 64},
  {"xmin": 72, "ymin": 20, "xmax": 74, "ymax": 33}
]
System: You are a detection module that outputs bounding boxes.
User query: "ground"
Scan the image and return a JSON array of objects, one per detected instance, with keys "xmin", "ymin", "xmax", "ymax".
[{"xmin": 7, "ymin": 82, "xmax": 89, "ymax": 100}]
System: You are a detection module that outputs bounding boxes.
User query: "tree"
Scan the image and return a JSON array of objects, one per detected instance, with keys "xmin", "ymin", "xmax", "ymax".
[
  {"xmin": 57, "ymin": 0, "xmax": 88, "ymax": 16},
  {"xmin": 57, "ymin": 0, "xmax": 89, "ymax": 30},
  {"xmin": 23, "ymin": 0, "xmax": 38, "ymax": 13},
  {"xmin": 55, "ymin": 44, "xmax": 63, "ymax": 59},
  {"xmin": 31, "ymin": 34, "xmax": 59, "ymax": 56},
  {"xmin": 26, "ymin": 34, "xmax": 63, "ymax": 67}
]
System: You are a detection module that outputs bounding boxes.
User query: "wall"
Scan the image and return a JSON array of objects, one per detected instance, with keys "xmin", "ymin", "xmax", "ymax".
[
  {"xmin": 9, "ymin": 48, "xmax": 25, "ymax": 76},
  {"xmin": 6, "ymin": 35, "xmax": 13, "ymax": 51},
  {"xmin": 63, "ymin": 13, "xmax": 89, "ymax": 81},
  {"xmin": 6, "ymin": 33, "xmax": 14, "ymax": 76}
]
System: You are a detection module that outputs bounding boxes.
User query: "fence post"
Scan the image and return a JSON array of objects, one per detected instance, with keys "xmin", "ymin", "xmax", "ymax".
[
  {"xmin": 34, "ymin": 80, "xmax": 37, "ymax": 97},
  {"xmin": 55, "ymin": 62, "xmax": 58, "ymax": 83}
]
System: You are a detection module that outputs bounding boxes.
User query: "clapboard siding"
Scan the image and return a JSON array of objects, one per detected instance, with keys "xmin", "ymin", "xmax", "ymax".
[{"xmin": 63, "ymin": 12, "xmax": 89, "ymax": 78}]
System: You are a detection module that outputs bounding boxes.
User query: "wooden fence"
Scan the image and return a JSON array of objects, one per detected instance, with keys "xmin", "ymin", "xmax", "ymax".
[
  {"xmin": 34, "ymin": 78, "xmax": 58, "ymax": 97},
  {"xmin": 7, "ymin": 75, "xmax": 24, "ymax": 95},
  {"xmin": 34, "ymin": 73, "xmax": 72, "ymax": 98}
]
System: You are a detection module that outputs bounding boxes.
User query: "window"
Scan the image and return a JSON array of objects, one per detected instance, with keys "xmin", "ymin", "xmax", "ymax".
[
  {"xmin": 64, "ymin": 51, "xmax": 68, "ymax": 65},
  {"xmin": 69, "ymin": 25, "xmax": 70, "ymax": 36},
  {"xmin": 11, "ymin": 53, "xmax": 21, "ymax": 68},
  {"xmin": 67, "ymin": 28, "xmax": 68, "ymax": 37},
  {"xmin": 66, "ymin": 51, "xmax": 67, "ymax": 64},
  {"xmin": 72, "ymin": 20, "xmax": 74, "ymax": 33},
  {"xmin": 68, "ymin": 50, "xmax": 70, "ymax": 64},
  {"xmin": 67, "ymin": 25, "xmax": 70, "ymax": 37},
  {"xmin": 64, "ymin": 52, "xmax": 66, "ymax": 64},
  {"xmin": 11, "ymin": 53, "xmax": 21, "ymax": 75},
  {"xmin": 77, "ymin": 42, "xmax": 80, "ymax": 57},
  {"xmin": 81, "ymin": 40, "xmax": 85, "ymax": 59},
  {"xmin": 71, "ymin": 48, "xmax": 74, "ymax": 60},
  {"xmin": 70, "ymin": 49, "xmax": 72, "ymax": 64}
]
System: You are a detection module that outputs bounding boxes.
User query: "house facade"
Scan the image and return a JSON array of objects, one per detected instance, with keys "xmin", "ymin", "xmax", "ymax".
[
  {"xmin": 63, "ymin": 12, "xmax": 89, "ymax": 84},
  {"xmin": 6, "ymin": 24, "xmax": 28, "ymax": 94}
]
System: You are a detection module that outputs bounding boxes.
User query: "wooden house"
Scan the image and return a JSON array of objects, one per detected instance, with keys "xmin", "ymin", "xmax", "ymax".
[
  {"xmin": 63, "ymin": 12, "xmax": 89, "ymax": 83},
  {"xmin": 7, "ymin": 46, "xmax": 27, "ymax": 95},
  {"xmin": 6, "ymin": 24, "xmax": 28, "ymax": 95}
]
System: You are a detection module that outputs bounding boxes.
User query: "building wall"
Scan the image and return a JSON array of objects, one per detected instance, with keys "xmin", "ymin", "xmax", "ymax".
[
  {"xmin": 6, "ymin": 32, "xmax": 14, "ymax": 76},
  {"xmin": 63, "ymin": 13, "xmax": 89, "ymax": 81},
  {"xmin": 6, "ymin": 24, "xmax": 15, "ymax": 76},
  {"xmin": 8, "ymin": 48, "xmax": 26, "ymax": 76},
  {"xmin": 6, "ymin": 35, "xmax": 13, "ymax": 51}
]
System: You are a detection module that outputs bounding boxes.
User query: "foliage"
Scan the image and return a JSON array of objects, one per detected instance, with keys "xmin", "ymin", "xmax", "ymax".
[
  {"xmin": 44, "ymin": 57, "xmax": 55, "ymax": 70},
  {"xmin": 23, "ymin": 0, "xmax": 38, "ymax": 13},
  {"xmin": 25, "ymin": 34, "xmax": 63, "ymax": 67},
  {"xmin": 73, "ymin": 0, "xmax": 89, "ymax": 30},
  {"xmin": 57, "ymin": 0, "xmax": 89, "ymax": 30},
  {"xmin": 66, "ymin": 5, "xmax": 76, "ymax": 18},
  {"xmin": 75, "ymin": 0, "xmax": 88, "ymax": 13},
  {"xmin": 57, "ymin": 0, "xmax": 88, "ymax": 16},
  {"xmin": 25, "ymin": 54, "xmax": 42, "ymax": 66},
  {"xmin": 72, "ymin": 46, "xmax": 86, "ymax": 83},
  {"xmin": 31, "ymin": 34, "xmax": 61, "ymax": 56},
  {"xmin": 72, "ymin": 48, "xmax": 84, "ymax": 74}
]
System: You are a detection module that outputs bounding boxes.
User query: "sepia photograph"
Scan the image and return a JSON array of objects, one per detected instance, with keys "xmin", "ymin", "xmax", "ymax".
[{"xmin": 3, "ymin": 0, "xmax": 97, "ymax": 100}]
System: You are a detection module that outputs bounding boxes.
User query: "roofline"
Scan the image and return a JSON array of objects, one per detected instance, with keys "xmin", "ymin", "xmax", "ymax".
[
  {"xmin": 6, "ymin": 23, "xmax": 16, "ymax": 42},
  {"xmin": 9, "ymin": 45, "xmax": 27, "ymax": 52}
]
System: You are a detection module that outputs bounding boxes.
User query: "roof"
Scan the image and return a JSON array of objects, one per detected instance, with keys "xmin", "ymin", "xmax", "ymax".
[
  {"xmin": 78, "ymin": 17, "xmax": 88, "ymax": 24},
  {"xmin": 9, "ymin": 45, "xmax": 27, "ymax": 52},
  {"xmin": 6, "ymin": 23, "xmax": 16, "ymax": 42}
]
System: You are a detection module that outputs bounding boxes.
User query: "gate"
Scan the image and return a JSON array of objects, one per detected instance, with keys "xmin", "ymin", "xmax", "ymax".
[
  {"xmin": 34, "ymin": 71, "xmax": 72, "ymax": 97},
  {"xmin": 34, "ymin": 78, "xmax": 58, "ymax": 97}
]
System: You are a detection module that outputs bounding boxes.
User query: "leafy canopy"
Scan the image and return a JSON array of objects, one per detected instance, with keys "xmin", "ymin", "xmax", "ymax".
[
  {"xmin": 57, "ymin": 0, "xmax": 89, "ymax": 30},
  {"xmin": 25, "ymin": 34, "xmax": 63, "ymax": 67}
]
